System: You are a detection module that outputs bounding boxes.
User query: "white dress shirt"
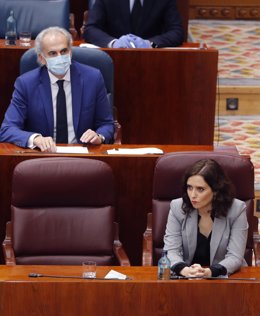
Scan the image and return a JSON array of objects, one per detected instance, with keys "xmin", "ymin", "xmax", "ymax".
[{"xmin": 130, "ymin": 0, "xmax": 144, "ymax": 11}]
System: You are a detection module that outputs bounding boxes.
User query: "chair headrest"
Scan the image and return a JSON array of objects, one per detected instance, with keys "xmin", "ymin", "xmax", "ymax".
[
  {"xmin": 153, "ymin": 151, "xmax": 255, "ymax": 201},
  {"xmin": 12, "ymin": 157, "xmax": 115, "ymax": 207}
]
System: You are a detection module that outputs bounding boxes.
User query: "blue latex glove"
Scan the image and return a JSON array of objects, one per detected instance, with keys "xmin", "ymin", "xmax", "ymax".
[
  {"xmin": 126, "ymin": 34, "xmax": 151, "ymax": 48},
  {"xmin": 112, "ymin": 35, "xmax": 134, "ymax": 48}
]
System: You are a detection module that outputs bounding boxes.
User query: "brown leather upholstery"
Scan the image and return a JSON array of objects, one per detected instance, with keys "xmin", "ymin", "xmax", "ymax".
[
  {"xmin": 143, "ymin": 151, "xmax": 259, "ymax": 266},
  {"xmin": 3, "ymin": 157, "xmax": 130, "ymax": 266}
]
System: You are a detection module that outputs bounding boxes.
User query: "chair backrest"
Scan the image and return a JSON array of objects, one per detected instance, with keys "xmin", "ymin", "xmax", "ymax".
[
  {"xmin": 0, "ymin": 0, "xmax": 70, "ymax": 39},
  {"xmin": 20, "ymin": 46, "xmax": 114, "ymax": 107},
  {"xmin": 11, "ymin": 157, "xmax": 118, "ymax": 265},
  {"xmin": 151, "ymin": 151, "xmax": 256, "ymax": 265}
]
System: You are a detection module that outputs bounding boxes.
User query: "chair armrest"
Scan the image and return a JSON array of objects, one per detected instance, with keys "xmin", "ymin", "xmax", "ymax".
[
  {"xmin": 2, "ymin": 222, "xmax": 16, "ymax": 265},
  {"xmin": 113, "ymin": 106, "xmax": 122, "ymax": 144},
  {"xmin": 113, "ymin": 119, "xmax": 122, "ymax": 144},
  {"xmin": 113, "ymin": 222, "xmax": 131, "ymax": 266},
  {"xmin": 142, "ymin": 212, "xmax": 153, "ymax": 266},
  {"xmin": 253, "ymin": 232, "xmax": 260, "ymax": 266}
]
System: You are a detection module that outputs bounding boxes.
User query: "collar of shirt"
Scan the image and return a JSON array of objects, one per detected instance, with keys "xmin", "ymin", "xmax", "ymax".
[
  {"xmin": 48, "ymin": 67, "xmax": 71, "ymax": 85},
  {"xmin": 130, "ymin": 0, "xmax": 144, "ymax": 11}
]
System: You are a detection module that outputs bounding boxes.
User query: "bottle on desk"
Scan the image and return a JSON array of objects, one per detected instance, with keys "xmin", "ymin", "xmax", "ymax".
[
  {"xmin": 158, "ymin": 250, "xmax": 171, "ymax": 280},
  {"xmin": 5, "ymin": 10, "xmax": 17, "ymax": 46}
]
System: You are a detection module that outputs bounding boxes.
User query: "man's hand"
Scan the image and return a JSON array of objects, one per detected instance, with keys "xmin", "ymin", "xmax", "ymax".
[
  {"xmin": 80, "ymin": 129, "xmax": 102, "ymax": 145},
  {"xmin": 113, "ymin": 35, "xmax": 134, "ymax": 48},
  {"xmin": 112, "ymin": 34, "xmax": 151, "ymax": 48},
  {"xmin": 127, "ymin": 34, "xmax": 151, "ymax": 48},
  {"xmin": 33, "ymin": 135, "xmax": 56, "ymax": 152}
]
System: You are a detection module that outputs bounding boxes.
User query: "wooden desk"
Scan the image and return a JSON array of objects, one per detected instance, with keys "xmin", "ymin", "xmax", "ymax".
[
  {"xmin": 0, "ymin": 40, "xmax": 218, "ymax": 144},
  {"xmin": 0, "ymin": 143, "xmax": 221, "ymax": 265},
  {"xmin": 0, "ymin": 265, "xmax": 260, "ymax": 316},
  {"xmin": 104, "ymin": 47, "xmax": 218, "ymax": 144}
]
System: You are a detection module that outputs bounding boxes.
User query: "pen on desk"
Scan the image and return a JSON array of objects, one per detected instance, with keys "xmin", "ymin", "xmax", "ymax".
[{"xmin": 129, "ymin": 41, "xmax": 135, "ymax": 48}]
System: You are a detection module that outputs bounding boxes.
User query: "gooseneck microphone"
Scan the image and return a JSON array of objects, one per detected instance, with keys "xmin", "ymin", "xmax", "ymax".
[{"xmin": 28, "ymin": 273, "xmax": 131, "ymax": 280}]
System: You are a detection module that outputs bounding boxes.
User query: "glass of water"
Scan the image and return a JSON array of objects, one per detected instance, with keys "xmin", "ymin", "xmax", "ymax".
[
  {"xmin": 19, "ymin": 32, "xmax": 31, "ymax": 47},
  {"xmin": 82, "ymin": 261, "xmax": 97, "ymax": 279}
]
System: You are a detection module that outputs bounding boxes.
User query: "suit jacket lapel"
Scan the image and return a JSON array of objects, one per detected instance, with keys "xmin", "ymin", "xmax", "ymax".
[
  {"xmin": 39, "ymin": 67, "xmax": 54, "ymax": 136},
  {"xmin": 185, "ymin": 211, "xmax": 198, "ymax": 263},
  {"xmin": 123, "ymin": 0, "xmax": 132, "ymax": 31},
  {"xmin": 70, "ymin": 62, "xmax": 82, "ymax": 136},
  {"xmin": 210, "ymin": 217, "xmax": 226, "ymax": 264}
]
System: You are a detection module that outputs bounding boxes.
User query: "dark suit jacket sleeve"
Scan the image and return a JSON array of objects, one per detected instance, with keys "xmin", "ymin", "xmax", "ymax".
[
  {"xmin": 84, "ymin": 0, "xmax": 184, "ymax": 48},
  {"xmin": 147, "ymin": 0, "xmax": 184, "ymax": 48},
  {"xmin": 84, "ymin": 0, "xmax": 117, "ymax": 47}
]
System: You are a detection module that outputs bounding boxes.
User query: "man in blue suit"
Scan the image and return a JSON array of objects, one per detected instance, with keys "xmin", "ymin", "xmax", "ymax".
[
  {"xmin": 0, "ymin": 27, "xmax": 114, "ymax": 152},
  {"xmin": 84, "ymin": 0, "xmax": 184, "ymax": 48}
]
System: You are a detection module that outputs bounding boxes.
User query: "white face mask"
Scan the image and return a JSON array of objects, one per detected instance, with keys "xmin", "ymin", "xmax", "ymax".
[{"xmin": 45, "ymin": 54, "xmax": 71, "ymax": 75}]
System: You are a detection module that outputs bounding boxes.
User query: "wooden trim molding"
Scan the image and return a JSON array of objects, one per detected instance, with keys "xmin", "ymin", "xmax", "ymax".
[{"xmin": 189, "ymin": 1, "xmax": 260, "ymax": 19}]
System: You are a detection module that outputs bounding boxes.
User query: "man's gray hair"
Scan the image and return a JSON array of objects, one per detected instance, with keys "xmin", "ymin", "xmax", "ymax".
[{"xmin": 35, "ymin": 27, "xmax": 73, "ymax": 55}]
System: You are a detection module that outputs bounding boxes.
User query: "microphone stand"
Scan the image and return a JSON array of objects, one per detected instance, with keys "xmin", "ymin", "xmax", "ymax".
[{"xmin": 28, "ymin": 273, "xmax": 131, "ymax": 280}]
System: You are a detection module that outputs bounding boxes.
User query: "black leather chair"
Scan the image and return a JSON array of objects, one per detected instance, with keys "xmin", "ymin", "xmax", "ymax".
[
  {"xmin": 142, "ymin": 151, "xmax": 260, "ymax": 267},
  {"xmin": 2, "ymin": 157, "xmax": 130, "ymax": 266},
  {"xmin": 0, "ymin": 0, "xmax": 70, "ymax": 39},
  {"xmin": 20, "ymin": 46, "xmax": 122, "ymax": 143}
]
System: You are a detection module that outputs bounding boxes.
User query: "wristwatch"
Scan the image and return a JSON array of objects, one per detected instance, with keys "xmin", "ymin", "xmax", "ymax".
[
  {"xmin": 97, "ymin": 134, "xmax": 105, "ymax": 143},
  {"xmin": 151, "ymin": 42, "xmax": 158, "ymax": 48}
]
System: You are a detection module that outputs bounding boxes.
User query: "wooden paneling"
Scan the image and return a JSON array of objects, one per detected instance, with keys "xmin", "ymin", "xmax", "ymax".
[
  {"xmin": 216, "ymin": 86, "xmax": 260, "ymax": 116},
  {"xmin": 104, "ymin": 47, "xmax": 218, "ymax": 144},
  {"xmin": 190, "ymin": 0, "xmax": 260, "ymax": 19}
]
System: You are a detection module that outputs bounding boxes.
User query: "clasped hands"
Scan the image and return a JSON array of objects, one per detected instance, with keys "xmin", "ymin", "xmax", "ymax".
[
  {"xmin": 33, "ymin": 129, "xmax": 102, "ymax": 152},
  {"xmin": 113, "ymin": 34, "xmax": 151, "ymax": 48},
  {"xmin": 180, "ymin": 264, "xmax": 212, "ymax": 278}
]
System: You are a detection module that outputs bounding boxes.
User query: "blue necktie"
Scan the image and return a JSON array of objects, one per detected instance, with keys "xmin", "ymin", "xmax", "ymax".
[
  {"xmin": 131, "ymin": 0, "xmax": 143, "ymax": 35},
  {"xmin": 56, "ymin": 80, "xmax": 68, "ymax": 143}
]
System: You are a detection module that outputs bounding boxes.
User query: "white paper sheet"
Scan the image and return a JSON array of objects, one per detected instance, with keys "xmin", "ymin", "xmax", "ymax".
[
  {"xmin": 104, "ymin": 269, "xmax": 128, "ymax": 280},
  {"xmin": 56, "ymin": 146, "xmax": 89, "ymax": 154},
  {"xmin": 107, "ymin": 147, "xmax": 164, "ymax": 155},
  {"xmin": 79, "ymin": 43, "xmax": 100, "ymax": 49}
]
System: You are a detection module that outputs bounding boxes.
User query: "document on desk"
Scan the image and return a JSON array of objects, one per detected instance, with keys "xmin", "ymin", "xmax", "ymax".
[
  {"xmin": 107, "ymin": 148, "xmax": 164, "ymax": 155},
  {"xmin": 56, "ymin": 146, "xmax": 89, "ymax": 154},
  {"xmin": 104, "ymin": 269, "xmax": 128, "ymax": 280},
  {"xmin": 79, "ymin": 43, "xmax": 100, "ymax": 49}
]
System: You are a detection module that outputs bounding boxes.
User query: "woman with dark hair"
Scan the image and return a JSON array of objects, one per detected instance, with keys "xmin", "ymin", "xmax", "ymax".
[{"xmin": 164, "ymin": 159, "xmax": 248, "ymax": 277}]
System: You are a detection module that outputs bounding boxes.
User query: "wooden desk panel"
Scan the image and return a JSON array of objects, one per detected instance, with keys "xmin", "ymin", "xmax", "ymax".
[
  {"xmin": 0, "ymin": 265, "xmax": 260, "ymax": 316},
  {"xmin": 0, "ymin": 40, "xmax": 218, "ymax": 145},
  {"xmin": 0, "ymin": 143, "xmax": 216, "ymax": 265},
  {"xmin": 104, "ymin": 47, "xmax": 218, "ymax": 144}
]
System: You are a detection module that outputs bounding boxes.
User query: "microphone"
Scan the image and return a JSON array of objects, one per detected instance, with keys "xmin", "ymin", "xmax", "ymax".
[{"xmin": 28, "ymin": 273, "xmax": 131, "ymax": 280}]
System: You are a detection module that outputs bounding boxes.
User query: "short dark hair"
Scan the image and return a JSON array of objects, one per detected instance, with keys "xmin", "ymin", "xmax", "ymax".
[{"xmin": 181, "ymin": 159, "xmax": 235, "ymax": 217}]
